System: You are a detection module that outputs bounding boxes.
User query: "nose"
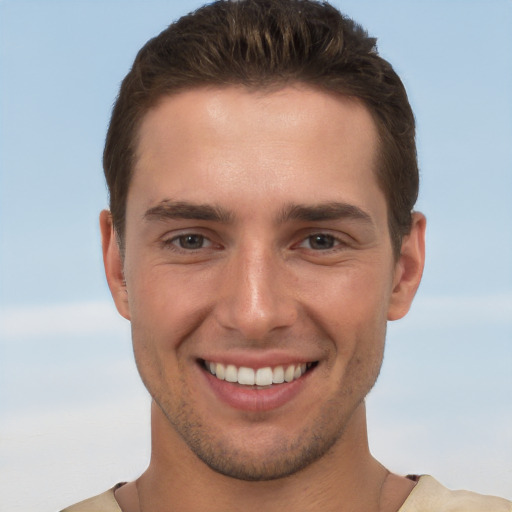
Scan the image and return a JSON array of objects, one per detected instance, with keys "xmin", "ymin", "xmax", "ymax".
[{"xmin": 215, "ymin": 244, "xmax": 298, "ymax": 340}]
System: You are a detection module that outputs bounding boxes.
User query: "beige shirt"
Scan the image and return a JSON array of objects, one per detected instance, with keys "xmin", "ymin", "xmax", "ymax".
[{"xmin": 60, "ymin": 476, "xmax": 512, "ymax": 512}]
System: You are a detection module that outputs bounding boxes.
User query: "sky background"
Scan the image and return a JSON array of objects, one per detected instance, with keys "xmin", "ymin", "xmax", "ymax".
[{"xmin": 0, "ymin": 1, "xmax": 511, "ymax": 511}]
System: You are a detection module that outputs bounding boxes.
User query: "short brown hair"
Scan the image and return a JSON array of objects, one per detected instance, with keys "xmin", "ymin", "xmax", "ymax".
[{"xmin": 104, "ymin": 0, "xmax": 418, "ymax": 256}]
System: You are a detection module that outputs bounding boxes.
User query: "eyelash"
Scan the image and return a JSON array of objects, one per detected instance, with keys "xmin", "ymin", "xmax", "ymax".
[
  {"xmin": 161, "ymin": 232, "xmax": 346, "ymax": 253},
  {"xmin": 297, "ymin": 233, "xmax": 345, "ymax": 251},
  {"xmin": 162, "ymin": 233, "xmax": 214, "ymax": 251}
]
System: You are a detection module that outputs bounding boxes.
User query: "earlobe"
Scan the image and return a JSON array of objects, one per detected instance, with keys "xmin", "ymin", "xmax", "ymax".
[
  {"xmin": 387, "ymin": 212, "xmax": 426, "ymax": 321},
  {"xmin": 99, "ymin": 210, "xmax": 131, "ymax": 320}
]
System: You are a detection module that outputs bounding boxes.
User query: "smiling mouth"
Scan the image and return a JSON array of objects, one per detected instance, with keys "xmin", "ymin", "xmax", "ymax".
[{"xmin": 202, "ymin": 360, "xmax": 317, "ymax": 387}]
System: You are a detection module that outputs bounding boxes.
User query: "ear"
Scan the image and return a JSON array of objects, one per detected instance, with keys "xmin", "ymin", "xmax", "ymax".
[
  {"xmin": 387, "ymin": 212, "xmax": 426, "ymax": 321},
  {"xmin": 99, "ymin": 210, "xmax": 131, "ymax": 320}
]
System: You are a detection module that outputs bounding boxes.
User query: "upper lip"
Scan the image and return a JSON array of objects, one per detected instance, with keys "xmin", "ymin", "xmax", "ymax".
[{"xmin": 196, "ymin": 350, "xmax": 320, "ymax": 369}]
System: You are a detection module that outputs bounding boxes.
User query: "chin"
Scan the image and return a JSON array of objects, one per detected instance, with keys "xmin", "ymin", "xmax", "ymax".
[{"xmin": 155, "ymin": 389, "xmax": 359, "ymax": 482}]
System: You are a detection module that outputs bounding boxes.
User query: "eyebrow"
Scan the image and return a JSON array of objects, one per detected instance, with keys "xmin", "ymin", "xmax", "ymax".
[
  {"xmin": 143, "ymin": 200, "xmax": 373, "ymax": 226},
  {"xmin": 144, "ymin": 200, "xmax": 234, "ymax": 223},
  {"xmin": 277, "ymin": 202, "xmax": 374, "ymax": 225}
]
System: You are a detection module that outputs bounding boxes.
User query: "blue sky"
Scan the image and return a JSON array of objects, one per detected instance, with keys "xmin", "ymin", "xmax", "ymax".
[{"xmin": 0, "ymin": 1, "xmax": 511, "ymax": 511}]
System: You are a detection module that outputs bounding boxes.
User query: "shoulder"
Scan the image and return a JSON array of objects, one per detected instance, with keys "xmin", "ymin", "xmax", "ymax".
[
  {"xmin": 59, "ymin": 484, "xmax": 124, "ymax": 512},
  {"xmin": 400, "ymin": 475, "xmax": 512, "ymax": 512}
]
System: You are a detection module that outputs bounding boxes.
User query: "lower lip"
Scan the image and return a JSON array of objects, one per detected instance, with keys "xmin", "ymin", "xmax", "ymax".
[{"xmin": 201, "ymin": 366, "xmax": 312, "ymax": 412}]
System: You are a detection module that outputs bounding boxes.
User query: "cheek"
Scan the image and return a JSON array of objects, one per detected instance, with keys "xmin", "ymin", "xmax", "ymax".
[
  {"xmin": 126, "ymin": 264, "xmax": 215, "ymax": 350},
  {"xmin": 127, "ymin": 273, "xmax": 196, "ymax": 405},
  {"xmin": 300, "ymin": 265, "xmax": 391, "ymax": 382},
  {"xmin": 303, "ymin": 264, "xmax": 392, "ymax": 329}
]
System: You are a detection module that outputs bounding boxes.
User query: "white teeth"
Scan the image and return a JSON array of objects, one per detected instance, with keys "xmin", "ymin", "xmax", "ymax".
[
  {"xmin": 205, "ymin": 361, "xmax": 311, "ymax": 386},
  {"xmin": 272, "ymin": 366, "xmax": 285, "ymax": 384},
  {"xmin": 284, "ymin": 365, "xmax": 295, "ymax": 382},
  {"xmin": 255, "ymin": 367, "xmax": 273, "ymax": 386},
  {"xmin": 216, "ymin": 363, "xmax": 225, "ymax": 380},
  {"xmin": 225, "ymin": 364, "xmax": 238, "ymax": 383},
  {"xmin": 238, "ymin": 367, "xmax": 255, "ymax": 385}
]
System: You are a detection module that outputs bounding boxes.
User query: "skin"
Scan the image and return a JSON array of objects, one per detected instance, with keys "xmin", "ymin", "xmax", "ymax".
[{"xmin": 101, "ymin": 85, "xmax": 425, "ymax": 512}]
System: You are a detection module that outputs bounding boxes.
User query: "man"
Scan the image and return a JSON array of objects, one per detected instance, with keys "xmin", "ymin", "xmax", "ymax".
[{"xmin": 62, "ymin": 1, "xmax": 511, "ymax": 511}]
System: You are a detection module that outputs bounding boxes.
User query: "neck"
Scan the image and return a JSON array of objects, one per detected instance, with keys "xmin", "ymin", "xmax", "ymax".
[{"xmin": 129, "ymin": 401, "xmax": 396, "ymax": 512}]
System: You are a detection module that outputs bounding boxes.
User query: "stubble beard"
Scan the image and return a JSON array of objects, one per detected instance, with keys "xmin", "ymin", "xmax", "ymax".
[
  {"xmin": 153, "ymin": 365, "xmax": 382, "ymax": 482},
  {"xmin": 141, "ymin": 329, "xmax": 386, "ymax": 482},
  {"xmin": 157, "ymin": 395, "xmax": 349, "ymax": 481}
]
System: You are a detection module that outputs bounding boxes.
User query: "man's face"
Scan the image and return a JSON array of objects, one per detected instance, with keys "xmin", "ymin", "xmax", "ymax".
[{"xmin": 105, "ymin": 85, "xmax": 418, "ymax": 480}]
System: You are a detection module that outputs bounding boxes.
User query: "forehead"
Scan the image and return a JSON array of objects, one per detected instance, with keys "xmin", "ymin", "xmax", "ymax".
[
  {"xmin": 136, "ymin": 85, "xmax": 377, "ymax": 161},
  {"xmin": 130, "ymin": 85, "xmax": 384, "ymax": 223}
]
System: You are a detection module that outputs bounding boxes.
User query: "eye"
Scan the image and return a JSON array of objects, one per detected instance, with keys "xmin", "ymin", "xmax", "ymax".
[
  {"xmin": 301, "ymin": 233, "xmax": 339, "ymax": 250},
  {"xmin": 168, "ymin": 234, "xmax": 212, "ymax": 250}
]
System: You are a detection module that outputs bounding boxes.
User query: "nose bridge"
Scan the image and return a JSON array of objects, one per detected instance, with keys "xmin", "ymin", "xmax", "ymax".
[{"xmin": 216, "ymin": 238, "xmax": 296, "ymax": 338}]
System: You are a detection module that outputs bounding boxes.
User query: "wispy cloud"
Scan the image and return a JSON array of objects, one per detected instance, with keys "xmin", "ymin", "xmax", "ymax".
[
  {"xmin": 411, "ymin": 292, "xmax": 512, "ymax": 324},
  {"xmin": 0, "ymin": 395, "xmax": 150, "ymax": 512},
  {"xmin": 0, "ymin": 300, "xmax": 130, "ymax": 341}
]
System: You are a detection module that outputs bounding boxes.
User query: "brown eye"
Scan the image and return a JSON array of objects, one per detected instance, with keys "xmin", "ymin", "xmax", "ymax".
[
  {"xmin": 307, "ymin": 234, "xmax": 336, "ymax": 250},
  {"xmin": 177, "ymin": 234, "xmax": 206, "ymax": 249}
]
